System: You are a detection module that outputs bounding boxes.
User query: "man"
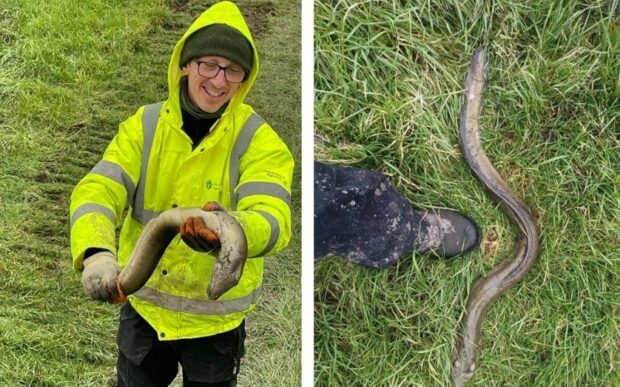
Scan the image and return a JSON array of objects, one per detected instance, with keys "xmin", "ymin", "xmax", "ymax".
[{"xmin": 70, "ymin": 2, "xmax": 293, "ymax": 385}]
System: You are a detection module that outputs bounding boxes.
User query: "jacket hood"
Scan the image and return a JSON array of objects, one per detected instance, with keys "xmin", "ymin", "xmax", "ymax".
[{"xmin": 167, "ymin": 1, "xmax": 259, "ymax": 115}]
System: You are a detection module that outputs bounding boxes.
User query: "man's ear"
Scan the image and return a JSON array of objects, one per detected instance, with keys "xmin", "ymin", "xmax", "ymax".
[{"xmin": 181, "ymin": 64, "xmax": 190, "ymax": 76}]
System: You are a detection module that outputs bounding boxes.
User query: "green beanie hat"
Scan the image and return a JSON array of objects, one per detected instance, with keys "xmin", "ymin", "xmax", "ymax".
[{"xmin": 180, "ymin": 23, "xmax": 253, "ymax": 74}]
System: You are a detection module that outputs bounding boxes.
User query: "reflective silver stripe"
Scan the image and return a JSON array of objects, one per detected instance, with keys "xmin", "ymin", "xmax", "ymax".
[
  {"xmin": 132, "ymin": 102, "xmax": 163, "ymax": 225},
  {"xmin": 133, "ymin": 286, "xmax": 262, "ymax": 315},
  {"xmin": 229, "ymin": 113, "xmax": 266, "ymax": 210},
  {"xmin": 236, "ymin": 182, "xmax": 291, "ymax": 206},
  {"xmin": 90, "ymin": 160, "xmax": 136, "ymax": 204},
  {"xmin": 255, "ymin": 210, "xmax": 279, "ymax": 256},
  {"xmin": 71, "ymin": 203, "xmax": 116, "ymax": 227},
  {"xmin": 132, "ymin": 208, "xmax": 161, "ymax": 224}
]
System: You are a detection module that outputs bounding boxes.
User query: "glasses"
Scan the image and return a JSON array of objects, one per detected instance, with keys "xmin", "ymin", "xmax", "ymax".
[{"xmin": 195, "ymin": 61, "xmax": 247, "ymax": 83}]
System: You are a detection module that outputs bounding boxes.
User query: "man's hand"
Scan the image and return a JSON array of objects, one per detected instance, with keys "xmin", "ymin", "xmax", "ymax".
[
  {"xmin": 180, "ymin": 201, "xmax": 225, "ymax": 252},
  {"xmin": 81, "ymin": 251, "xmax": 120, "ymax": 302}
]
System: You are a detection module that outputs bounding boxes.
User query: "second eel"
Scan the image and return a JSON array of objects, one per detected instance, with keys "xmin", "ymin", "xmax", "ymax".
[{"xmin": 452, "ymin": 47, "xmax": 541, "ymax": 386}]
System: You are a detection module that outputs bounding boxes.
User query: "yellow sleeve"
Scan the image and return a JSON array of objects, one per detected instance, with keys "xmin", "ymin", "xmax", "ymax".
[
  {"xmin": 69, "ymin": 107, "xmax": 145, "ymax": 272},
  {"xmin": 229, "ymin": 123, "xmax": 294, "ymax": 258}
]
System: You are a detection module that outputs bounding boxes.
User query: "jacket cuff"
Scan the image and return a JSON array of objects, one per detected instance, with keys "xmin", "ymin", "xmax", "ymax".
[
  {"xmin": 70, "ymin": 213, "xmax": 117, "ymax": 273},
  {"xmin": 227, "ymin": 210, "xmax": 276, "ymax": 258}
]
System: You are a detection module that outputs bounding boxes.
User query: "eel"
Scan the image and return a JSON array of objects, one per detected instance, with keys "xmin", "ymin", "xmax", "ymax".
[
  {"xmin": 452, "ymin": 47, "xmax": 540, "ymax": 386},
  {"xmin": 113, "ymin": 207, "xmax": 247, "ymax": 302}
]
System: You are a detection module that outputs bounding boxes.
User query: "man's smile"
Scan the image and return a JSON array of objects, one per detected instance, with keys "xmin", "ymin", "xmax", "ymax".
[{"xmin": 203, "ymin": 85, "xmax": 226, "ymax": 98}]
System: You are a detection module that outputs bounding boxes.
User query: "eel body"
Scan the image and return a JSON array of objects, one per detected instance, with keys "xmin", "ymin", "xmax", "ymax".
[
  {"xmin": 452, "ymin": 48, "xmax": 540, "ymax": 386},
  {"xmin": 115, "ymin": 207, "xmax": 247, "ymax": 301}
]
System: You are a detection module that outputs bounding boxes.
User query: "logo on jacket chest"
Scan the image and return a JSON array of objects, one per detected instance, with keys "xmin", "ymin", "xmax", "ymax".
[{"xmin": 205, "ymin": 179, "xmax": 222, "ymax": 191}]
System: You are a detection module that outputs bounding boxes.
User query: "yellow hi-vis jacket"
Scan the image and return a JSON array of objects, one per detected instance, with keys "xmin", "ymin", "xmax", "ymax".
[{"xmin": 69, "ymin": 1, "xmax": 294, "ymax": 340}]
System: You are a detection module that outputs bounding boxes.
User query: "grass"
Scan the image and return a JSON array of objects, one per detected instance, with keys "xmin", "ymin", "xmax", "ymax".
[
  {"xmin": 314, "ymin": 0, "xmax": 619, "ymax": 386},
  {"xmin": 0, "ymin": 0, "xmax": 300, "ymax": 385}
]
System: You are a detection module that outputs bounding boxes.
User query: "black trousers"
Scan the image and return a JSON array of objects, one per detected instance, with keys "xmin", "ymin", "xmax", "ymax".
[
  {"xmin": 116, "ymin": 302, "xmax": 246, "ymax": 387},
  {"xmin": 314, "ymin": 161, "xmax": 421, "ymax": 268}
]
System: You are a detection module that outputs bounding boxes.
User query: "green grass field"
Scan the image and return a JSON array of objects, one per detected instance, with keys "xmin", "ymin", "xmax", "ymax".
[
  {"xmin": 0, "ymin": 0, "xmax": 300, "ymax": 385},
  {"xmin": 314, "ymin": 1, "xmax": 618, "ymax": 386}
]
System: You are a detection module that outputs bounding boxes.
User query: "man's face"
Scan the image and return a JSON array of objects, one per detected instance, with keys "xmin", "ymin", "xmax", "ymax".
[{"xmin": 182, "ymin": 55, "xmax": 244, "ymax": 113}]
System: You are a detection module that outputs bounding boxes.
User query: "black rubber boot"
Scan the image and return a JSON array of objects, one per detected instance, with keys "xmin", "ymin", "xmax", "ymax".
[
  {"xmin": 314, "ymin": 161, "xmax": 483, "ymax": 267},
  {"xmin": 412, "ymin": 208, "xmax": 481, "ymax": 258}
]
